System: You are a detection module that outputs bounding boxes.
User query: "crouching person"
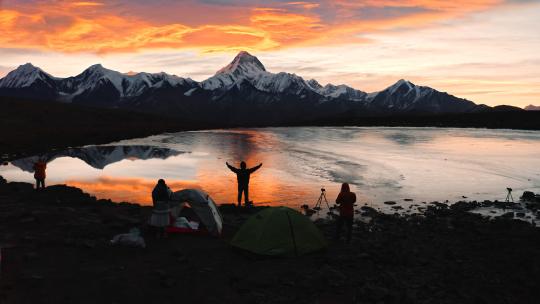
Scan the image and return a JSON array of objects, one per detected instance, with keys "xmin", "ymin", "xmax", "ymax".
[
  {"xmin": 335, "ymin": 183, "xmax": 356, "ymax": 243},
  {"xmin": 149, "ymin": 179, "xmax": 172, "ymax": 238}
]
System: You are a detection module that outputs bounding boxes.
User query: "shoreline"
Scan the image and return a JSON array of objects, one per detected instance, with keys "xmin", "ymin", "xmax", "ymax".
[
  {"xmin": 3, "ymin": 97, "xmax": 540, "ymax": 163},
  {"xmin": 1, "ymin": 180, "xmax": 540, "ymax": 303}
]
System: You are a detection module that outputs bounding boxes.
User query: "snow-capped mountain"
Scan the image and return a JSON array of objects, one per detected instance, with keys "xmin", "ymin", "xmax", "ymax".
[
  {"xmin": 366, "ymin": 79, "xmax": 477, "ymax": 113},
  {"xmin": 0, "ymin": 51, "xmax": 485, "ymax": 124},
  {"xmin": 201, "ymin": 51, "xmax": 325, "ymax": 98},
  {"xmin": 0, "ymin": 63, "xmax": 59, "ymax": 99}
]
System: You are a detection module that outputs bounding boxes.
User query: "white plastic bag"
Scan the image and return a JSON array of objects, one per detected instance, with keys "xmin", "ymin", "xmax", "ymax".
[{"xmin": 110, "ymin": 228, "xmax": 146, "ymax": 248}]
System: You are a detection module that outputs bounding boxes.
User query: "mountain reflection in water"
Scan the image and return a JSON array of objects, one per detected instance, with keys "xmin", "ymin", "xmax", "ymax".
[{"xmin": 1, "ymin": 127, "xmax": 540, "ymax": 210}]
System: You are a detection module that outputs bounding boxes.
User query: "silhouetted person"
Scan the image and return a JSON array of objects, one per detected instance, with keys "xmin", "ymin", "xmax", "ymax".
[
  {"xmin": 226, "ymin": 161, "xmax": 262, "ymax": 206},
  {"xmin": 150, "ymin": 179, "xmax": 172, "ymax": 238},
  {"xmin": 33, "ymin": 159, "xmax": 47, "ymax": 191},
  {"xmin": 335, "ymin": 183, "xmax": 356, "ymax": 243}
]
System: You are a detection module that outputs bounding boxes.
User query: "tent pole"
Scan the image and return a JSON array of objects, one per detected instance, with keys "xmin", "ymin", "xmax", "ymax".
[{"xmin": 285, "ymin": 211, "xmax": 298, "ymax": 257}]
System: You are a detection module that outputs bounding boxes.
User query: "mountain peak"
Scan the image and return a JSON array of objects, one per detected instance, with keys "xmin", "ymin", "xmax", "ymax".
[
  {"xmin": 0, "ymin": 62, "xmax": 53, "ymax": 88},
  {"xmin": 86, "ymin": 64, "xmax": 106, "ymax": 72},
  {"xmin": 215, "ymin": 51, "xmax": 266, "ymax": 76},
  {"xmin": 17, "ymin": 62, "xmax": 38, "ymax": 70},
  {"xmin": 387, "ymin": 79, "xmax": 415, "ymax": 94},
  {"xmin": 10, "ymin": 63, "xmax": 46, "ymax": 75}
]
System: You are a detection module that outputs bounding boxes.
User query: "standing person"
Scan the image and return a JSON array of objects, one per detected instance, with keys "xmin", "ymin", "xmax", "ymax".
[
  {"xmin": 335, "ymin": 183, "xmax": 356, "ymax": 243},
  {"xmin": 149, "ymin": 179, "xmax": 172, "ymax": 238},
  {"xmin": 33, "ymin": 159, "xmax": 47, "ymax": 191},
  {"xmin": 226, "ymin": 161, "xmax": 262, "ymax": 207}
]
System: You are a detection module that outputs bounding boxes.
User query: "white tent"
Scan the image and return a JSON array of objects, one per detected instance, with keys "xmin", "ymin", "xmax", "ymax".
[{"xmin": 170, "ymin": 189, "xmax": 223, "ymax": 236}]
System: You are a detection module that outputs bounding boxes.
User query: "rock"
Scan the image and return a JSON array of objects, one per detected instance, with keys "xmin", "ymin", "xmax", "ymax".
[
  {"xmin": 1, "ymin": 182, "xmax": 33, "ymax": 194},
  {"xmin": 357, "ymin": 252, "xmax": 371, "ymax": 259},
  {"xmin": 160, "ymin": 277, "xmax": 176, "ymax": 288},
  {"xmin": 23, "ymin": 252, "xmax": 39, "ymax": 262},
  {"xmin": 359, "ymin": 284, "xmax": 391, "ymax": 302},
  {"xmin": 521, "ymin": 191, "xmax": 536, "ymax": 201},
  {"xmin": 19, "ymin": 216, "xmax": 37, "ymax": 224},
  {"xmin": 318, "ymin": 264, "xmax": 346, "ymax": 283},
  {"xmin": 501, "ymin": 212, "xmax": 514, "ymax": 219},
  {"xmin": 384, "ymin": 201, "xmax": 397, "ymax": 205},
  {"xmin": 82, "ymin": 240, "xmax": 96, "ymax": 249},
  {"xmin": 391, "ymin": 206, "xmax": 403, "ymax": 210},
  {"xmin": 516, "ymin": 212, "xmax": 526, "ymax": 218},
  {"xmin": 281, "ymin": 279, "xmax": 295, "ymax": 287},
  {"xmin": 152, "ymin": 269, "xmax": 167, "ymax": 278}
]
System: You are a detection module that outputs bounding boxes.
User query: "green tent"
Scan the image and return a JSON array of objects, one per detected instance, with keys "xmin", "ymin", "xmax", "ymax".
[{"xmin": 230, "ymin": 206, "xmax": 327, "ymax": 257}]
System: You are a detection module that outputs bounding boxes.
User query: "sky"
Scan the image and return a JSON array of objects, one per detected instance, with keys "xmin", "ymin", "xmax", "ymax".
[{"xmin": 1, "ymin": 0, "xmax": 539, "ymax": 107}]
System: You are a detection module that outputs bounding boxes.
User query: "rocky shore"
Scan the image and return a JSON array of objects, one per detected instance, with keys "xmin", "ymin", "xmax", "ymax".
[{"xmin": 1, "ymin": 178, "xmax": 540, "ymax": 304}]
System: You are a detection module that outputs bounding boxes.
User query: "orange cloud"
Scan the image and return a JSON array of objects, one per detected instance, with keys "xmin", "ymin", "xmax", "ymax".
[{"xmin": 0, "ymin": 0, "xmax": 503, "ymax": 54}]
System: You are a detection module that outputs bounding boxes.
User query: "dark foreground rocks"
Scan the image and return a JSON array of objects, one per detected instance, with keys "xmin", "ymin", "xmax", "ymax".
[{"xmin": 1, "ymin": 181, "xmax": 540, "ymax": 304}]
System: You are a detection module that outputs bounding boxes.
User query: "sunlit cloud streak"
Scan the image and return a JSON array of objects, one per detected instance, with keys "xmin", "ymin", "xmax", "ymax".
[{"xmin": 1, "ymin": 0, "xmax": 502, "ymax": 53}]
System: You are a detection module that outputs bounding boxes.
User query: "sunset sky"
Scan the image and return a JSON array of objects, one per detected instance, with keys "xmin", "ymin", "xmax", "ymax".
[{"xmin": 1, "ymin": 0, "xmax": 539, "ymax": 107}]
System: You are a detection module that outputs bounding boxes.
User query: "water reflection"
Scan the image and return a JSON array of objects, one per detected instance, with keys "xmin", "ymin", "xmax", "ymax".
[
  {"xmin": 11, "ymin": 145, "xmax": 183, "ymax": 171},
  {"xmin": 1, "ymin": 127, "xmax": 540, "ymax": 211}
]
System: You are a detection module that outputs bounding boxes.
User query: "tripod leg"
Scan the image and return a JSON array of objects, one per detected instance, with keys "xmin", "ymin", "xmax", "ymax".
[
  {"xmin": 323, "ymin": 192, "xmax": 331, "ymax": 209},
  {"xmin": 314, "ymin": 195, "xmax": 323, "ymax": 210}
]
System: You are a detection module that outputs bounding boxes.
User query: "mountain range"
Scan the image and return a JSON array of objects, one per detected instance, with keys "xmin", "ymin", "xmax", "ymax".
[{"xmin": 0, "ymin": 51, "xmax": 510, "ymax": 125}]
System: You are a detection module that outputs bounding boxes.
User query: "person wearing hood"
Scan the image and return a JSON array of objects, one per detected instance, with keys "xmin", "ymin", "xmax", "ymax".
[
  {"xmin": 335, "ymin": 183, "xmax": 356, "ymax": 243},
  {"xmin": 33, "ymin": 158, "xmax": 47, "ymax": 191},
  {"xmin": 149, "ymin": 179, "xmax": 173, "ymax": 238}
]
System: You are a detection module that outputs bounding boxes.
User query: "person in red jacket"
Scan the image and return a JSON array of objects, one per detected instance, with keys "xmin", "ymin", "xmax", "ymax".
[
  {"xmin": 33, "ymin": 159, "xmax": 47, "ymax": 190},
  {"xmin": 335, "ymin": 183, "xmax": 356, "ymax": 243}
]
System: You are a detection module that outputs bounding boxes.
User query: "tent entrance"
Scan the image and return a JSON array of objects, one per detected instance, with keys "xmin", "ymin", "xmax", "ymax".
[
  {"xmin": 167, "ymin": 189, "xmax": 224, "ymax": 236},
  {"xmin": 167, "ymin": 203, "xmax": 207, "ymax": 235}
]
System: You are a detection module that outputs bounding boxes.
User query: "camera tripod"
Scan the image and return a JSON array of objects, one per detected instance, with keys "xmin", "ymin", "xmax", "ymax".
[
  {"xmin": 313, "ymin": 187, "xmax": 330, "ymax": 211},
  {"xmin": 505, "ymin": 188, "xmax": 514, "ymax": 203}
]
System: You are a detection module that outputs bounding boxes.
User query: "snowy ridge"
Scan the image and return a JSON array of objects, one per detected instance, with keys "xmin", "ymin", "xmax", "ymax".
[{"xmin": 59, "ymin": 64, "xmax": 195, "ymax": 99}]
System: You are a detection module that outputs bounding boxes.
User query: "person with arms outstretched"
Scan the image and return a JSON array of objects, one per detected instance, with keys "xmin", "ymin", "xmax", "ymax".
[{"xmin": 226, "ymin": 161, "xmax": 262, "ymax": 206}]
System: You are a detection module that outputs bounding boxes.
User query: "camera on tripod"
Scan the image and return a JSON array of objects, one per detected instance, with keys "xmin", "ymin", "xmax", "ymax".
[{"xmin": 313, "ymin": 186, "xmax": 329, "ymax": 211}]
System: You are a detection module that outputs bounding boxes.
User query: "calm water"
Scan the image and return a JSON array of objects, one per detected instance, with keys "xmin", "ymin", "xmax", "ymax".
[{"xmin": 2, "ymin": 127, "xmax": 540, "ymax": 213}]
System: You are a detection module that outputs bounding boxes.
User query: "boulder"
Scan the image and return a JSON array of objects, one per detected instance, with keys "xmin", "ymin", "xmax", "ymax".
[{"xmin": 521, "ymin": 191, "xmax": 536, "ymax": 201}]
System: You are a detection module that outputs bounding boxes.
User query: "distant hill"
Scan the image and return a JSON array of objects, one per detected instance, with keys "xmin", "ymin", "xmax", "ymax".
[
  {"xmin": 0, "ymin": 51, "xmax": 517, "ymax": 125},
  {"xmin": 525, "ymin": 104, "xmax": 540, "ymax": 111}
]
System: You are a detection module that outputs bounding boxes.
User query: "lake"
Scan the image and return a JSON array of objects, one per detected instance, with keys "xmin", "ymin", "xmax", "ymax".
[{"xmin": 1, "ymin": 127, "xmax": 539, "ymax": 213}]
